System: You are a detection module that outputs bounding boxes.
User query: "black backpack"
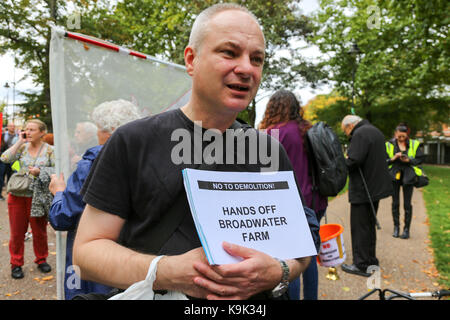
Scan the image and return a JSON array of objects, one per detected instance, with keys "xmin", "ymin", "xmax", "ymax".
[{"xmin": 306, "ymin": 121, "xmax": 347, "ymax": 198}]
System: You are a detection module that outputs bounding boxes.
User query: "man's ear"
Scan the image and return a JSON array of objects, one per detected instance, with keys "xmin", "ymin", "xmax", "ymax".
[{"xmin": 184, "ymin": 46, "xmax": 196, "ymax": 76}]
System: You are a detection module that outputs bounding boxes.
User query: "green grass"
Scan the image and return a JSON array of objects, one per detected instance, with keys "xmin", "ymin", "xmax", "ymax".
[{"xmin": 422, "ymin": 165, "xmax": 450, "ymax": 288}]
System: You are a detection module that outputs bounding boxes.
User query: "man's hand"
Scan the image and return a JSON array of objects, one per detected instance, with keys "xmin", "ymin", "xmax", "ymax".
[
  {"xmin": 49, "ymin": 173, "xmax": 66, "ymax": 195},
  {"xmin": 154, "ymin": 247, "xmax": 216, "ymax": 299},
  {"xmin": 191, "ymin": 242, "xmax": 282, "ymax": 300}
]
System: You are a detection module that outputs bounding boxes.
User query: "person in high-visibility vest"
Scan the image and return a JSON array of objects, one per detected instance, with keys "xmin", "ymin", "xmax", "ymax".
[{"xmin": 385, "ymin": 124, "xmax": 425, "ymax": 239}]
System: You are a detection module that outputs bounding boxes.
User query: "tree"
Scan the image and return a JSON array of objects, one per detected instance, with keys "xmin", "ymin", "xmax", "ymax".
[
  {"xmin": 302, "ymin": 91, "xmax": 347, "ymax": 123},
  {"xmin": 113, "ymin": 0, "xmax": 325, "ymax": 127},
  {"xmin": 301, "ymin": 92, "xmax": 349, "ymax": 144},
  {"xmin": 1, "ymin": 0, "xmax": 54, "ymax": 127},
  {"xmin": 1, "ymin": 0, "xmax": 324, "ymax": 128},
  {"xmin": 311, "ymin": 0, "xmax": 449, "ymax": 137},
  {"xmin": 0, "ymin": 0, "xmax": 127, "ymax": 130},
  {"xmin": 0, "ymin": 101, "xmax": 6, "ymax": 114}
]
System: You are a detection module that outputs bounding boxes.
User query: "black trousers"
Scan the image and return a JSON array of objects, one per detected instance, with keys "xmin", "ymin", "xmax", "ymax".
[
  {"xmin": 392, "ymin": 182, "xmax": 414, "ymax": 229},
  {"xmin": 350, "ymin": 201, "xmax": 379, "ymax": 270}
]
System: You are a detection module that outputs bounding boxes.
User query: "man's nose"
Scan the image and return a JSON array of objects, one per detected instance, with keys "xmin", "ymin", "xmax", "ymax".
[{"xmin": 233, "ymin": 56, "xmax": 253, "ymax": 78}]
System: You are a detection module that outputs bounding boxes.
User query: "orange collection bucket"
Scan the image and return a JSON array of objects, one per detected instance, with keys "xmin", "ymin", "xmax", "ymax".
[{"xmin": 317, "ymin": 224, "xmax": 346, "ymax": 267}]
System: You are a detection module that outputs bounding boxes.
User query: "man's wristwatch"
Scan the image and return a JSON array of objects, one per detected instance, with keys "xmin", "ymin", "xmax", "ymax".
[{"xmin": 271, "ymin": 258, "xmax": 290, "ymax": 298}]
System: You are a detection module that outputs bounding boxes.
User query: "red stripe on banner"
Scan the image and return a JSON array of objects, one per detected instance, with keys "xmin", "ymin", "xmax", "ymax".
[
  {"xmin": 130, "ymin": 51, "xmax": 147, "ymax": 59},
  {"xmin": 66, "ymin": 31, "xmax": 148, "ymax": 60},
  {"xmin": 64, "ymin": 30, "xmax": 187, "ymax": 71},
  {"xmin": 66, "ymin": 31, "xmax": 120, "ymax": 52}
]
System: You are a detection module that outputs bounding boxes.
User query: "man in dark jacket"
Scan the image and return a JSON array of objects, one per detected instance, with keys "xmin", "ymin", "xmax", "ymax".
[{"xmin": 340, "ymin": 115, "xmax": 393, "ymax": 277}]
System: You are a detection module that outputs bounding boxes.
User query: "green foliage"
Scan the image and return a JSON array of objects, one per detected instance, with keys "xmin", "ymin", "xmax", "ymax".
[
  {"xmin": 113, "ymin": 0, "xmax": 325, "ymax": 127},
  {"xmin": 0, "ymin": 0, "xmax": 58, "ymax": 129},
  {"xmin": 0, "ymin": 101, "xmax": 6, "ymax": 113},
  {"xmin": 311, "ymin": 0, "xmax": 449, "ymax": 136},
  {"xmin": 111, "ymin": 0, "xmax": 193, "ymax": 64},
  {"xmin": 0, "ymin": 0, "xmax": 125, "ymax": 130},
  {"xmin": 422, "ymin": 165, "xmax": 450, "ymax": 288}
]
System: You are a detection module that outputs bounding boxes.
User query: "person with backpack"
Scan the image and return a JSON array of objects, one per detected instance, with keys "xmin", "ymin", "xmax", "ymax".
[
  {"xmin": 259, "ymin": 89, "xmax": 324, "ymax": 300},
  {"xmin": 340, "ymin": 115, "xmax": 392, "ymax": 277},
  {"xmin": 385, "ymin": 123, "xmax": 425, "ymax": 239}
]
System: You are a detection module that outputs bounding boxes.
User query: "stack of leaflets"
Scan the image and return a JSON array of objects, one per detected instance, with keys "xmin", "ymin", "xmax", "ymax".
[{"xmin": 182, "ymin": 169, "xmax": 317, "ymax": 265}]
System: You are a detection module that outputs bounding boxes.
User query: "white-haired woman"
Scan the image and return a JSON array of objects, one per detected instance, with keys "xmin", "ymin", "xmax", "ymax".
[
  {"xmin": 1, "ymin": 119, "xmax": 55, "ymax": 279},
  {"xmin": 48, "ymin": 99, "xmax": 141, "ymax": 300}
]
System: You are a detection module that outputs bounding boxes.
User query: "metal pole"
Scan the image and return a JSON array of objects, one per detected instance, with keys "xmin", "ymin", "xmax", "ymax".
[
  {"xmin": 358, "ymin": 167, "xmax": 381, "ymax": 230},
  {"xmin": 12, "ymin": 54, "xmax": 16, "ymax": 122},
  {"xmin": 351, "ymin": 62, "xmax": 356, "ymax": 115},
  {"xmin": 437, "ymin": 140, "xmax": 441, "ymax": 164},
  {"xmin": 4, "ymin": 82, "xmax": 9, "ymax": 120},
  {"xmin": 56, "ymin": 231, "xmax": 65, "ymax": 300}
]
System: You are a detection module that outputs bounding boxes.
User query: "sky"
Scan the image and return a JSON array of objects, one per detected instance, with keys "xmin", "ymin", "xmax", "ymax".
[
  {"xmin": 0, "ymin": 53, "xmax": 36, "ymax": 117},
  {"xmin": 0, "ymin": 0, "xmax": 328, "ymax": 125}
]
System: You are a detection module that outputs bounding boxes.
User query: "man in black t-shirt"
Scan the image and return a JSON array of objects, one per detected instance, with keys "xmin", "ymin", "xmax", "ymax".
[{"xmin": 73, "ymin": 3, "xmax": 319, "ymax": 300}]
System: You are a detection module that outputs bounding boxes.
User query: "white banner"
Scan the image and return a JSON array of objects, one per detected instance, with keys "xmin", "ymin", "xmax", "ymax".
[{"xmin": 49, "ymin": 27, "xmax": 192, "ymax": 299}]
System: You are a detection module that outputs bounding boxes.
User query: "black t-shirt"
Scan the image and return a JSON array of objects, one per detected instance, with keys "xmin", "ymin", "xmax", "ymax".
[{"xmin": 81, "ymin": 109, "xmax": 309, "ymax": 256}]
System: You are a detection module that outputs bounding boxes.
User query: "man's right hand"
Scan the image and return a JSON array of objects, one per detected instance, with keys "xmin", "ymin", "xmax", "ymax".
[{"xmin": 153, "ymin": 247, "xmax": 215, "ymax": 299}]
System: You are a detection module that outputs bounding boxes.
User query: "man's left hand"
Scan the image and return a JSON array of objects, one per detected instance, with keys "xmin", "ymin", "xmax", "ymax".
[{"xmin": 192, "ymin": 242, "xmax": 281, "ymax": 300}]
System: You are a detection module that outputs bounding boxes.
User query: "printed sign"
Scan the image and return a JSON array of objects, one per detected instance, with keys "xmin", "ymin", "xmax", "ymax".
[{"xmin": 182, "ymin": 169, "xmax": 317, "ymax": 265}]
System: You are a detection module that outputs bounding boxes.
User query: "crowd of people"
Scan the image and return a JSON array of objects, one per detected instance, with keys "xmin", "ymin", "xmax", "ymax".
[
  {"xmin": 0, "ymin": 3, "xmax": 428, "ymax": 300},
  {"xmin": 48, "ymin": 99, "xmax": 142, "ymax": 300}
]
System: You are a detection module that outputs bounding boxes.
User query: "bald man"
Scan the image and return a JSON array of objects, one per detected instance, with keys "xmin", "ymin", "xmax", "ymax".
[
  {"xmin": 73, "ymin": 4, "xmax": 318, "ymax": 300},
  {"xmin": 340, "ymin": 115, "xmax": 392, "ymax": 277}
]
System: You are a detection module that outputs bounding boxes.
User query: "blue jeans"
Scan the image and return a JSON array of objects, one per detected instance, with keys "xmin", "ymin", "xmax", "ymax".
[
  {"xmin": 288, "ymin": 209, "xmax": 326, "ymax": 300},
  {"xmin": 288, "ymin": 257, "xmax": 318, "ymax": 300}
]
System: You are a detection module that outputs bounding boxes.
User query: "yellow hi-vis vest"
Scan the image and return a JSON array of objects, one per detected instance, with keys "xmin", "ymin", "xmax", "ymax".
[{"xmin": 385, "ymin": 139, "xmax": 422, "ymax": 176}]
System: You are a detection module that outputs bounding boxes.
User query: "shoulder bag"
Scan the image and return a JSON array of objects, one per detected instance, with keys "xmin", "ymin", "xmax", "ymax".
[
  {"xmin": 413, "ymin": 167, "xmax": 429, "ymax": 188},
  {"xmin": 7, "ymin": 143, "xmax": 45, "ymax": 195}
]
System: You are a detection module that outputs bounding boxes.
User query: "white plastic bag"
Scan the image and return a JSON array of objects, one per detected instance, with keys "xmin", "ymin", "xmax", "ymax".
[{"xmin": 108, "ymin": 256, "xmax": 188, "ymax": 300}]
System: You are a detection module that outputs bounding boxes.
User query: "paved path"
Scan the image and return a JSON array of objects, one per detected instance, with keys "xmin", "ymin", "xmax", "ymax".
[
  {"xmin": 0, "ymin": 187, "xmax": 441, "ymax": 300},
  {"xmin": 316, "ymin": 188, "xmax": 441, "ymax": 300},
  {"xmin": 0, "ymin": 193, "xmax": 57, "ymax": 300}
]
